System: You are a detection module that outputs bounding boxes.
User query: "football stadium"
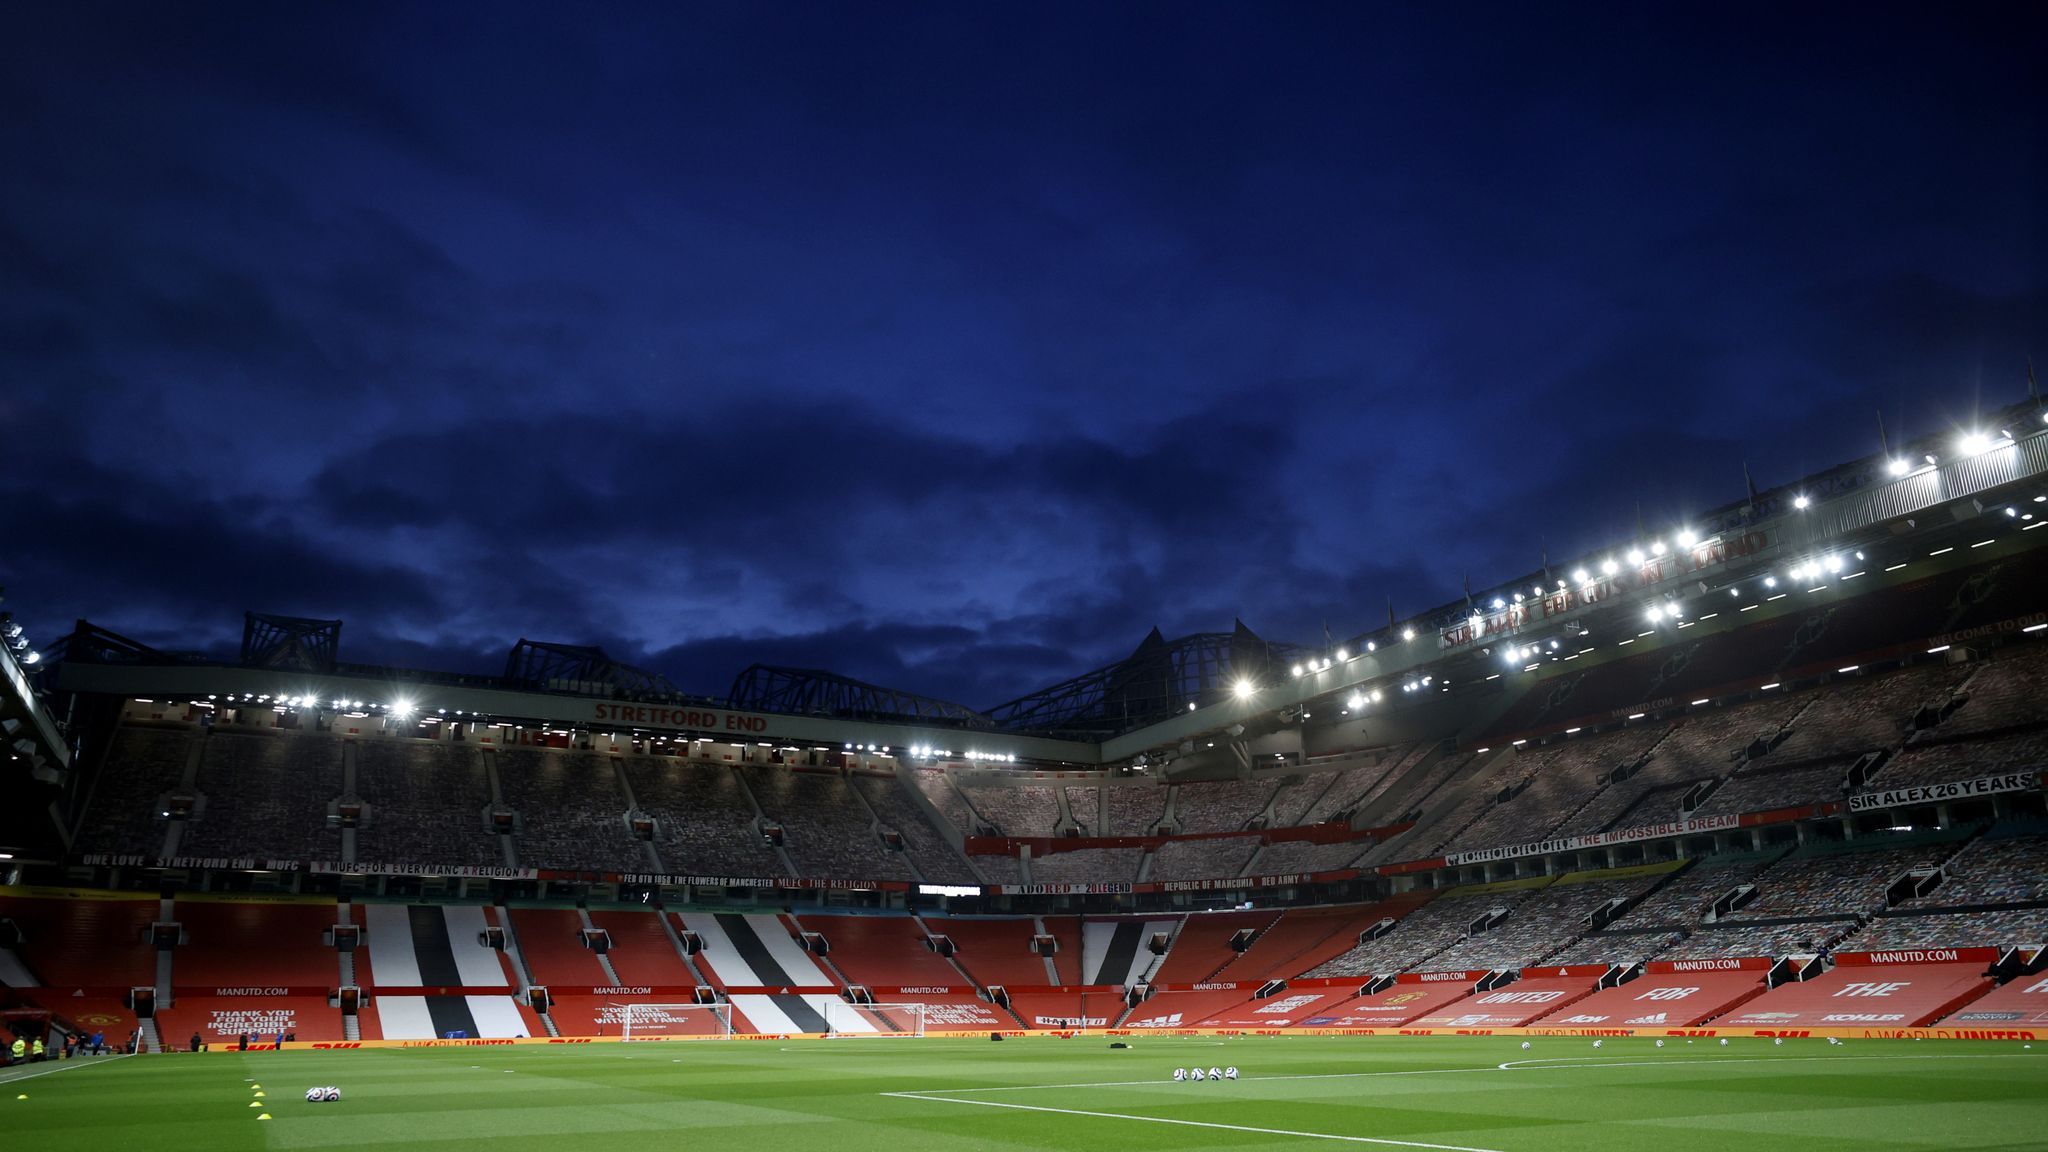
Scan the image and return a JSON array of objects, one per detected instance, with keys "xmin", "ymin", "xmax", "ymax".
[{"xmin": 3, "ymin": 398, "xmax": 2047, "ymax": 1149}]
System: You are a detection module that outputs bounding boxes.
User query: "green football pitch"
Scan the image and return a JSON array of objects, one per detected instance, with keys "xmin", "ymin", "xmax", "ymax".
[{"xmin": 6, "ymin": 1035, "xmax": 2044, "ymax": 1151}]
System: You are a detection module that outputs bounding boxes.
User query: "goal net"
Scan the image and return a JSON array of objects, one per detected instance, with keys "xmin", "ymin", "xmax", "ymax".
[
  {"xmin": 616, "ymin": 1003, "xmax": 732, "ymax": 1040},
  {"xmin": 819, "ymin": 1001, "xmax": 926, "ymax": 1038}
]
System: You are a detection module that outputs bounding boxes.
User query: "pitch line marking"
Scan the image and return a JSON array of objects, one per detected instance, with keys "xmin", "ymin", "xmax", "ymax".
[
  {"xmin": 880, "ymin": 1091, "xmax": 1510, "ymax": 1152},
  {"xmin": 0, "ymin": 1054, "xmax": 133, "ymax": 1087}
]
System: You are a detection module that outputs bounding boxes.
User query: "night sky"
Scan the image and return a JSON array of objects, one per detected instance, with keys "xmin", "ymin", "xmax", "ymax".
[{"xmin": 2, "ymin": 3, "xmax": 2041, "ymax": 708}]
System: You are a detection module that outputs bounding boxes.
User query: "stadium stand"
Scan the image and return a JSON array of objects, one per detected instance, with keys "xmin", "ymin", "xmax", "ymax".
[
  {"xmin": 1028, "ymin": 847, "xmax": 1142, "ymax": 884},
  {"xmin": 954, "ymin": 782, "xmax": 1060, "ymax": 837},
  {"xmin": 619, "ymin": 758, "xmax": 786, "ymax": 877},
  {"xmin": 1720, "ymin": 841, "xmax": 1951, "ymax": 922},
  {"xmin": 1443, "ymin": 726, "xmax": 1670, "ymax": 853},
  {"xmin": 1307, "ymin": 888, "xmax": 1538, "ymax": 977},
  {"xmin": 934, "ymin": 916, "xmax": 1058, "ymax": 987},
  {"xmin": 1746, "ymin": 663, "xmax": 1964, "ymax": 768},
  {"xmin": 1719, "ymin": 952, "xmax": 1996, "ymax": 1028},
  {"xmin": 1172, "ymin": 779, "xmax": 1278, "ymax": 833},
  {"xmin": 1423, "ymin": 872, "xmax": 1670, "ymax": 971},
  {"xmin": 744, "ymin": 767, "xmax": 915, "ymax": 880},
  {"xmin": 1942, "ymin": 970, "xmax": 2048, "ymax": 1026},
  {"xmin": 353, "ymin": 739, "xmax": 500, "ymax": 867},
  {"xmin": 1532, "ymin": 959, "xmax": 1770, "ymax": 1027},
  {"xmin": 498, "ymin": 749, "xmax": 641, "ymax": 872},
  {"xmin": 1145, "ymin": 836, "xmax": 1258, "ymax": 881},
  {"xmin": 170, "ymin": 900, "xmax": 338, "ymax": 988},
  {"xmin": 1914, "ymin": 831, "xmax": 2048, "ymax": 905},
  {"xmin": 909, "ymin": 771, "xmax": 976, "ymax": 836},
  {"xmin": 797, "ymin": 914, "xmax": 964, "ymax": 989},
  {"xmin": 74, "ymin": 725, "xmax": 195, "ymax": 856},
  {"xmin": 0, "ymin": 890, "xmax": 159, "ymax": 989},
  {"xmin": 178, "ymin": 730, "xmax": 337, "ymax": 859},
  {"xmin": 1244, "ymin": 837, "xmax": 1368, "ymax": 875},
  {"xmin": 507, "ymin": 908, "xmax": 610, "ymax": 985},
  {"xmin": 1879, "ymin": 729, "xmax": 2048, "ymax": 789},
  {"xmin": 1692, "ymin": 759, "xmax": 1852, "ymax": 818},
  {"xmin": 1550, "ymin": 697, "xmax": 1805, "ymax": 836},
  {"xmin": 1105, "ymin": 783, "xmax": 1169, "ymax": 833},
  {"xmin": 1223, "ymin": 895, "xmax": 1436, "ymax": 982},
  {"xmin": 1151, "ymin": 910, "xmax": 1277, "ymax": 983},
  {"xmin": 1605, "ymin": 852, "xmax": 1782, "ymax": 930},
  {"xmin": 158, "ymin": 995, "xmax": 346, "ymax": 1043},
  {"xmin": 1848, "ymin": 908, "xmax": 2048, "ymax": 951},
  {"xmin": 1660, "ymin": 921, "xmax": 1862, "ymax": 961},
  {"xmin": 850, "ymin": 774, "xmax": 978, "ymax": 883},
  {"xmin": 1265, "ymin": 771, "xmax": 1340, "ymax": 826},
  {"xmin": 586, "ymin": 908, "xmax": 697, "ymax": 987}
]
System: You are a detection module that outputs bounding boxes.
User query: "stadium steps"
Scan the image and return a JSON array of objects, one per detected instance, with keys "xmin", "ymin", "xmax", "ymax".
[
  {"xmin": 575, "ymin": 908, "xmax": 625, "ymax": 987},
  {"xmin": 843, "ymin": 776, "xmax": 923, "ymax": 882},
  {"xmin": 888, "ymin": 766, "xmax": 989, "ymax": 883},
  {"xmin": 1385, "ymin": 747, "xmax": 1513, "ymax": 857},
  {"xmin": 655, "ymin": 910, "xmax": 714, "ymax": 987},
  {"xmin": 727, "ymin": 767, "xmax": 802, "ymax": 877},
  {"xmin": 1200, "ymin": 912, "xmax": 1281, "ymax": 984},
  {"xmin": 1348, "ymin": 741, "xmax": 1455, "ymax": 830},
  {"xmin": 1031, "ymin": 917, "xmax": 1061, "ymax": 984},
  {"xmin": 606, "ymin": 756, "xmax": 668, "ymax": 875},
  {"xmin": 781, "ymin": 912, "xmax": 852, "ymax": 990},
  {"xmin": 1541, "ymin": 726, "xmax": 1682, "ymax": 840},
  {"xmin": 911, "ymin": 912, "xmax": 993, "ymax": 995},
  {"xmin": 493, "ymin": 903, "xmax": 542, "ymax": 995},
  {"xmin": 137, "ymin": 1018, "xmax": 161, "ymax": 1054}
]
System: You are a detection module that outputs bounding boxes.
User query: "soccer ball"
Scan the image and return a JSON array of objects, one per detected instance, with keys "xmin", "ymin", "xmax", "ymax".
[
  {"xmin": 1207, "ymin": 1067, "xmax": 1223, "ymax": 1081},
  {"xmin": 304, "ymin": 1088, "xmax": 321, "ymax": 1103},
  {"xmin": 1520, "ymin": 1041, "xmax": 1531, "ymax": 1050},
  {"xmin": 1655, "ymin": 1039, "xmax": 1664, "ymax": 1049},
  {"xmin": 1172, "ymin": 1068, "xmax": 1187, "ymax": 1082},
  {"xmin": 1718, "ymin": 1038, "xmax": 1729, "ymax": 1046},
  {"xmin": 1592, "ymin": 1040, "xmax": 1602, "ymax": 1049},
  {"xmin": 324, "ymin": 1087, "xmax": 340, "ymax": 1102},
  {"xmin": 1223, "ymin": 1067, "xmax": 1238, "ymax": 1080},
  {"xmin": 1773, "ymin": 1038, "xmax": 1783, "ymax": 1047}
]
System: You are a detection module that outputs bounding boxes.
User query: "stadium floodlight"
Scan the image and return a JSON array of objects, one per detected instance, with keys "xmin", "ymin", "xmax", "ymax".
[
  {"xmin": 1490, "ymin": 598, "xmax": 1504, "ymax": 610},
  {"xmin": 1369, "ymin": 689, "xmax": 1382, "ymax": 702},
  {"xmin": 1572, "ymin": 568, "xmax": 1589, "ymax": 583},
  {"xmin": 1335, "ymin": 648, "xmax": 1347, "ymax": 661},
  {"xmin": 1291, "ymin": 664, "xmax": 1304, "ymax": 678},
  {"xmin": 1793, "ymin": 494, "xmax": 1810, "ymax": 509},
  {"xmin": 1961, "ymin": 431, "xmax": 1992, "ymax": 455},
  {"xmin": 1651, "ymin": 540, "xmax": 1667, "ymax": 556},
  {"xmin": 20, "ymin": 650, "xmax": 38, "ymax": 665},
  {"xmin": 1599, "ymin": 558, "xmax": 1618, "ymax": 576},
  {"xmin": 1346, "ymin": 693, "xmax": 1364, "ymax": 710},
  {"xmin": 1365, "ymin": 640, "xmax": 1376, "ymax": 652},
  {"xmin": 1187, "ymin": 702, "xmax": 1196, "ymax": 711},
  {"xmin": 1824, "ymin": 555, "xmax": 1842, "ymax": 573},
  {"xmin": 1232, "ymin": 678, "xmax": 1255, "ymax": 700},
  {"xmin": 1886, "ymin": 458, "xmax": 1910, "ymax": 476},
  {"xmin": 1627, "ymin": 549, "xmax": 1644, "ymax": 565},
  {"xmin": 1400, "ymin": 627, "xmax": 1415, "ymax": 641},
  {"xmin": 1677, "ymin": 528, "xmax": 1697, "ymax": 546},
  {"xmin": 1646, "ymin": 606, "xmax": 1663, "ymax": 623},
  {"xmin": 1763, "ymin": 575, "xmax": 1778, "ymax": 587},
  {"xmin": 390, "ymin": 700, "xmax": 415, "ymax": 718}
]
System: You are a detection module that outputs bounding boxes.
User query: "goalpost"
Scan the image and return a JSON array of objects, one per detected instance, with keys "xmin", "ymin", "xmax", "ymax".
[
  {"xmin": 616, "ymin": 1003, "xmax": 732, "ymax": 1041},
  {"xmin": 819, "ymin": 1001, "xmax": 926, "ymax": 1038}
]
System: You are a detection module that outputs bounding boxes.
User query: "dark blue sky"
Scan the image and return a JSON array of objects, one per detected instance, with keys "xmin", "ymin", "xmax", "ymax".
[{"xmin": 2, "ymin": 2, "xmax": 2041, "ymax": 706}]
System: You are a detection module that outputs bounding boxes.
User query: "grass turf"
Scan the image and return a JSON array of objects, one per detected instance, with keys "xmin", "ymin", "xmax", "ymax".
[{"xmin": 6, "ymin": 1035, "xmax": 2045, "ymax": 1151}]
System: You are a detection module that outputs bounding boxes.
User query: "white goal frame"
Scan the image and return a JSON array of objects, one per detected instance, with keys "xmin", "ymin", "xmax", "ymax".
[
  {"xmin": 820, "ymin": 1001, "xmax": 926, "ymax": 1038},
  {"xmin": 616, "ymin": 1002, "xmax": 732, "ymax": 1040}
]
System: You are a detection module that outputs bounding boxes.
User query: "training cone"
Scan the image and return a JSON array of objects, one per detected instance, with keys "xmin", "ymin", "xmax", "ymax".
[
  {"xmin": 249, "ymin": 1102, "xmax": 261, "ymax": 1108},
  {"xmin": 253, "ymin": 1091, "xmax": 265, "ymax": 1098},
  {"xmin": 257, "ymin": 1113, "xmax": 272, "ymax": 1121},
  {"xmin": 251, "ymin": 1084, "xmax": 261, "ymax": 1090},
  {"xmin": 16, "ymin": 1094, "xmax": 26, "ymax": 1100}
]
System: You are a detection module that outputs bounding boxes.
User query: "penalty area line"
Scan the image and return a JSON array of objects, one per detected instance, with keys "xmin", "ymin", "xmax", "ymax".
[{"xmin": 880, "ymin": 1091, "xmax": 1510, "ymax": 1152}]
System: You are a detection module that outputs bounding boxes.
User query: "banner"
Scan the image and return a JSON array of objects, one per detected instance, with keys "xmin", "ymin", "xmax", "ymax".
[
  {"xmin": 1441, "ymin": 814, "xmax": 1740, "ymax": 867},
  {"xmin": 1848, "ymin": 772, "xmax": 2042, "ymax": 811}
]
